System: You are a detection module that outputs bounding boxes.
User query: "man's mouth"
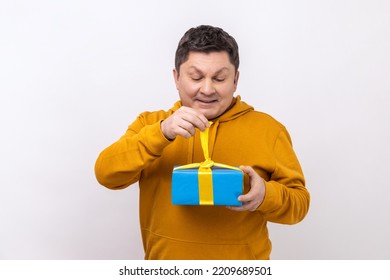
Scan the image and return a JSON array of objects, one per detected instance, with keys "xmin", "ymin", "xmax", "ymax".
[{"xmin": 196, "ymin": 99, "xmax": 217, "ymax": 104}]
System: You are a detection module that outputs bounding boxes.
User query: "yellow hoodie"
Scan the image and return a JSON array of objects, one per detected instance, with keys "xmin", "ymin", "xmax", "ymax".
[{"xmin": 95, "ymin": 96, "xmax": 310, "ymax": 259}]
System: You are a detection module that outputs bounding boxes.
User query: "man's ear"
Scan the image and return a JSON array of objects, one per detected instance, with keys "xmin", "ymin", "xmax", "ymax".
[
  {"xmin": 234, "ymin": 71, "xmax": 240, "ymax": 89},
  {"xmin": 173, "ymin": 68, "xmax": 180, "ymax": 90}
]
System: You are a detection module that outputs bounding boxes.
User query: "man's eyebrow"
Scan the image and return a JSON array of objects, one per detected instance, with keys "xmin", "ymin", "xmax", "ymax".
[{"xmin": 187, "ymin": 66, "xmax": 230, "ymax": 75}]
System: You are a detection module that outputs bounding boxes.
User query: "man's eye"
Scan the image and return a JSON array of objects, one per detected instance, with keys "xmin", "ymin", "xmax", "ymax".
[
  {"xmin": 214, "ymin": 78, "xmax": 225, "ymax": 82},
  {"xmin": 192, "ymin": 77, "xmax": 202, "ymax": 81}
]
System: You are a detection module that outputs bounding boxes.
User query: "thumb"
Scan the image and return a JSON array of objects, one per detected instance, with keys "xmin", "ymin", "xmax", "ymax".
[{"xmin": 240, "ymin": 165, "xmax": 256, "ymax": 179}]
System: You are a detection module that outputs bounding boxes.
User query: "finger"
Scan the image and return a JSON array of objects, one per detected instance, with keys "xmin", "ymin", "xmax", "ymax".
[
  {"xmin": 239, "ymin": 165, "xmax": 256, "ymax": 178},
  {"xmin": 241, "ymin": 166, "xmax": 265, "ymax": 190},
  {"xmin": 238, "ymin": 195, "xmax": 259, "ymax": 210},
  {"xmin": 174, "ymin": 126, "xmax": 194, "ymax": 139},
  {"xmin": 180, "ymin": 107, "xmax": 210, "ymax": 131},
  {"xmin": 229, "ymin": 195, "xmax": 256, "ymax": 211},
  {"xmin": 227, "ymin": 201, "xmax": 257, "ymax": 212},
  {"xmin": 226, "ymin": 206, "xmax": 244, "ymax": 212},
  {"xmin": 237, "ymin": 167, "xmax": 258, "ymax": 203},
  {"xmin": 176, "ymin": 118, "xmax": 196, "ymax": 137},
  {"xmin": 237, "ymin": 193, "xmax": 254, "ymax": 203}
]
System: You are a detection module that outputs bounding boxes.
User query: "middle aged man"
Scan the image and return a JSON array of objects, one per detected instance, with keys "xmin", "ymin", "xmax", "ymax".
[{"xmin": 95, "ymin": 25, "xmax": 310, "ymax": 259}]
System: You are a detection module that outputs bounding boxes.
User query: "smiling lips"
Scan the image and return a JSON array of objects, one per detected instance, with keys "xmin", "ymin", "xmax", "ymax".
[{"xmin": 195, "ymin": 99, "xmax": 217, "ymax": 104}]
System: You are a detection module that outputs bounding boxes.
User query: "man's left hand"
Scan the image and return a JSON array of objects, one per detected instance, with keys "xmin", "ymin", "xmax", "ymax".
[{"xmin": 227, "ymin": 166, "xmax": 266, "ymax": 212}]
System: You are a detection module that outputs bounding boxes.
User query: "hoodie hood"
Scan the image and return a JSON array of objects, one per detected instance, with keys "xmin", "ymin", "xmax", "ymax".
[{"xmin": 212, "ymin": 95, "xmax": 254, "ymax": 123}]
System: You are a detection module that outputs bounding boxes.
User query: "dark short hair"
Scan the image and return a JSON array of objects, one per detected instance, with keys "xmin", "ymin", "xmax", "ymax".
[{"xmin": 175, "ymin": 25, "xmax": 239, "ymax": 73}]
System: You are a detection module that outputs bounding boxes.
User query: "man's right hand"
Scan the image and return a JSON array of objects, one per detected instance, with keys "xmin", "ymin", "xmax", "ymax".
[{"xmin": 160, "ymin": 106, "xmax": 210, "ymax": 140}]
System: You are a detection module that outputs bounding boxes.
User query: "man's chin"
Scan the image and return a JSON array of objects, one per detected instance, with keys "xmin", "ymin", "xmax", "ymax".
[
  {"xmin": 200, "ymin": 109, "xmax": 219, "ymax": 120},
  {"xmin": 191, "ymin": 104, "xmax": 223, "ymax": 119}
]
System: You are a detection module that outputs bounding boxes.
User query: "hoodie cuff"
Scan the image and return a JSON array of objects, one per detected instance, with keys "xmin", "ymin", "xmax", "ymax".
[
  {"xmin": 257, "ymin": 181, "xmax": 280, "ymax": 213},
  {"xmin": 141, "ymin": 121, "xmax": 172, "ymax": 156}
]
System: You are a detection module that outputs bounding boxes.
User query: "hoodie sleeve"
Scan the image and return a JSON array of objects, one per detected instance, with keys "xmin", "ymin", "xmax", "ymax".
[
  {"xmin": 256, "ymin": 127, "xmax": 310, "ymax": 224},
  {"xmin": 94, "ymin": 114, "xmax": 172, "ymax": 189}
]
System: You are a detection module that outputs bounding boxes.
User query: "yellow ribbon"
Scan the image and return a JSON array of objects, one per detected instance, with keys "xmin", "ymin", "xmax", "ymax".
[{"xmin": 173, "ymin": 122, "xmax": 241, "ymax": 205}]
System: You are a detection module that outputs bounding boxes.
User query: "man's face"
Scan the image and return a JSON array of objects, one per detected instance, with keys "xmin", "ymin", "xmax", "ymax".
[{"xmin": 173, "ymin": 51, "xmax": 239, "ymax": 120}]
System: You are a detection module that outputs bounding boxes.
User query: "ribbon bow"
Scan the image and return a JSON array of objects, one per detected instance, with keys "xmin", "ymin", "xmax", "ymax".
[{"xmin": 174, "ymin": 122, "xmax": 241, "ymax": 205}]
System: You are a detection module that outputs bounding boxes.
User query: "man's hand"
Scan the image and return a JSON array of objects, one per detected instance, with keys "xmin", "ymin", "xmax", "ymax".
[
  {"xmin": 227, "ymin": 166, "xmax": 266, "ymax": 212},
  {"xmin": 161, "ymin": 106, "xmax": 210, "ymax": 140}
]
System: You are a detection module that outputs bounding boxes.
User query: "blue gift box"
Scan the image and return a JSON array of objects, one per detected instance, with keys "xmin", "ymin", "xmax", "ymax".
[{"xmin": 171, "ymin": 166, "xmax": 243, "ymax": 206}]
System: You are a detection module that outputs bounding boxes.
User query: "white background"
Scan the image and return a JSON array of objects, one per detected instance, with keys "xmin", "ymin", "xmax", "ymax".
[{"xmin": 1, "ymin": 0, "xmax": 389, "ymax": 259}]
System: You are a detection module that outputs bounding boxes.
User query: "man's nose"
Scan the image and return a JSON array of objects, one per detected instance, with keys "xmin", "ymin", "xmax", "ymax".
[{"xmin": 200, "ymin": 79, "xmax": 216, "ymax": 95}]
